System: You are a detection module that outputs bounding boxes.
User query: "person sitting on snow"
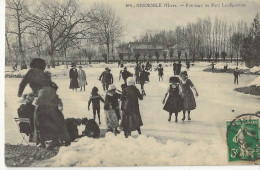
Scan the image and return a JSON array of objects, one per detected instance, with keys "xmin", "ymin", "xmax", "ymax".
[
  {"xmin": 81, "ymin": 118, "xmax": 100, "ymax": 138},
  {"xmin": 65, "ymin": 118, "xmax": 82, "ymax": 142}
]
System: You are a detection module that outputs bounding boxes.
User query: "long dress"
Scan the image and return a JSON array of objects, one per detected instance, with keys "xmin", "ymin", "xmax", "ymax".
[
  {"xmin": 179, "ymin": 79, "xmax": 196, "ymax": 111},
  {"xmin": 69, "ymin": 68, "xmax": 79, "ymax": 89},
  {"xmin": 78, "ymin": 69, "xmax": 87, "ymax": 87},
  {"xmin": 121, "ymin": 86, "xmax": 143, "ymax": 132},
  {"xmin": 36, "ymin": 87, "xmax": 70, "ymax": 143},
  {"xmin": 163, "ymin": 85, "xmax": 183, "ymax": 113},
  {"xmin": 104, "ymin": 92, "xmax": 119, "ymax": 130}
]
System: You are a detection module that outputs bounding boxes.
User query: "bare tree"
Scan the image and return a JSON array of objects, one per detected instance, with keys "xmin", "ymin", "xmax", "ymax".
[
  {"xmin": 6, "ymin": 0, "xmax": 32, "ymax": 69},
  {"xmin": 26, "ymin": 0, "xmax": 90, "ymax": 67},
  {"xmin": 88, "ymin": 3, "xmax": 123, "ymax": 63}
]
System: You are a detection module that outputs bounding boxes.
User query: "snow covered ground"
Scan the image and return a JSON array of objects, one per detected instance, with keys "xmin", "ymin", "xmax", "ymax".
[{"xmin": 5, "ymin": 64, "xmax": 260, "ymax": 166}]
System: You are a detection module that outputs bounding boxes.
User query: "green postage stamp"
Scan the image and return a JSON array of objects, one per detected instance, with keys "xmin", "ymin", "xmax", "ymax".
[{"xmin": 226, "ymin": 113, "xmax": 260, "ymax": 162}]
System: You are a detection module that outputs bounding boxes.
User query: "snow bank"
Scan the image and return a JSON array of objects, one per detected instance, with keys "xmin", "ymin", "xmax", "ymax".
[
  {"xmin": 37, "ymin": 133, "xmax": 227, "ymax": 167},
  {"xmin": 250, "ymin": 66, "xmax": 260, "ymax": 74},
  {"xmin": 214, "ymin": 62, "xmax": 248, "ymax": 70},
  {"xmin": 248, "ymin": 76, "xmax": 260, "ymax": 87}
]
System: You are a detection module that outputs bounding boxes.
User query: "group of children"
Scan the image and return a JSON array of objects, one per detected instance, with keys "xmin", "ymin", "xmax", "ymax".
[{"xmin": 162, "ymin": 71, "xmax": 199, "ymax": 122}]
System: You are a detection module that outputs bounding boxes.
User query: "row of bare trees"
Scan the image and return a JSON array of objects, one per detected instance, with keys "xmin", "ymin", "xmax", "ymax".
[
  {"xmin": 136, "ymin": 16, "xmax": 254, "ymax": 65},
  {"xmin": 5, "ymin": 0, "xmax": 123, "ymax": 68}
]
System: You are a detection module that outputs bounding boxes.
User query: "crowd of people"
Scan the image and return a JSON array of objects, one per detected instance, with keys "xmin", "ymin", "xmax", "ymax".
[{"xmin": 17, "ymin": 58, "xmax": 200, "ymax": 150}]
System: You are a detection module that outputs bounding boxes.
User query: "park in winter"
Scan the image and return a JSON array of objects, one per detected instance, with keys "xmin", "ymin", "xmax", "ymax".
[{"xmin": 4, "ymin": 0, "xmax": 260, "ymax": 167}]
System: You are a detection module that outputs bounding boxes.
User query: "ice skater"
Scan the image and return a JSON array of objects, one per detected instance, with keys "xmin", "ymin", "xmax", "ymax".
[
  {"xmin": 88, "ymin": 87, "xmax": 104, "ymax": 125},
  {"xmin": 234, "ymin": 67, "xmax": 240, "ymax": 85},
  {"xmin": 139, "ymin": 65, "xmax": 148, "ymax": 96},
  {"xmin": 179, "ymin": 71, "xmax": 199, "ymax": 121},
  {"xmin": 99, "ymin": 67, "xmax": 108, "ymax": 91},
  {"xmin": 162, "ymin": 76, "xmax": 183, "ymax": 122},
  {"xmin": 157, "ymin": 64, "xmax": 164, "ymax": 81}
]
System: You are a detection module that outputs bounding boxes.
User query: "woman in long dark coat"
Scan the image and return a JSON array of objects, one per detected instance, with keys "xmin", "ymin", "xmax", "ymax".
[
  {"xmin": 18, "ymin": 58, "xmax": 70, "ymax": 149},
  {"xmin": 69, "ymin": 64, "xmax": 79, "ymax": 91},
  {"xmin": 121, "ymin": 77, "xmax": 143, "ymax": 138}
]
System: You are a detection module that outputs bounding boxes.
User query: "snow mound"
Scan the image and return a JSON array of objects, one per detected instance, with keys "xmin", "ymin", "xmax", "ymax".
[
  {"xmin": 248, "ymin": 76, "xmax": 260, "ymax": 87},
  {"xmin": 38, "ymin": 133, "xmax": 227, "ymax": 167},
  {"xmin": 250, "ymin": 66, "xmax": 260, "ymax": 74}
]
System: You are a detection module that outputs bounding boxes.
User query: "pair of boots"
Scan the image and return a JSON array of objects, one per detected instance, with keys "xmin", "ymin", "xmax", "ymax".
[
  {"xmin": 124, "ymin": 128, "xmax": 141, "ymax": 138},
  {"xmin": 168, "ymin": 113, "xmax": 178, "ymax": 122},
  {"xmin": 182, "ymin": 111, "xmax": 191, "ymax": 121}
]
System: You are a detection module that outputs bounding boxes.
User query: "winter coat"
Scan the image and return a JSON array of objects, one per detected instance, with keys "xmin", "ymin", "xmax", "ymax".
[
  {"xmin": 65, "ymin": 118, "xmax": 79, "ymax": 142},
  {"xmin": 35, "ymin": 86, "xmax": 70, "ymax": 143},
  {"xmin": 88, "ymin": 94, "xmax": 104, "ymax": 109},
  {"xmin": 163, "ymin": 84, "xmax": 183, "ymax": 113},
  {"xmin": 82, "ymin": 119, "xmax": 100, "ymax": 138},
  {"xmin": 17, "ymin": 103, "xmax": 35, "ymax": 135},
  {"xmin": 99, "ymin": 71, "xmax": 106, "ymax": 83},
  {"xmin": 121, "ymin": 70, "xmax": 132, "ymax": 82},
  {"xmin": 104, "ymin": 72, "xmax": 113, "ymax": 84},
  {"xmin": 158, "ymin": 67, "xmax": 164, "ymax": 76},
  {"xmin": 78, "ymin": 69, "xmax": 87, "ymax": 87},
  {"xmin": 18, "ymin": 68, "xmax": 51, "ymax": 97},
  {"xmin": 69, "ymin": 68, "xmax": 79, "ymax": 89},
  {"xmin": 120, "ymin": 86, "xmax": 143, "ymax": 132}
]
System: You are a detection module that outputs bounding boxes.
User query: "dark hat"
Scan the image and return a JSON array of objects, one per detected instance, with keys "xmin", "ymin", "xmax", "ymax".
[
  {"xmin": 81, "ymin": 118, "xmax": 89, "ymax": 125},
  {"xmin": 180, "ymin": 71, "xmax": 188, "ymax": 76},
  {"xmin": 124, "ymin": 67, "xmax": 127, "ymax": 70},
  {"xmin": 169, "ymin": 76, "xmax": 179, "ymax": 83},
  {"xmin": 79, "ymin": 66, "xmax": 82, "ymax": 68},
  {"xmin": 30, "ymin": 58, "xmax": 46, "ymax": 70}
]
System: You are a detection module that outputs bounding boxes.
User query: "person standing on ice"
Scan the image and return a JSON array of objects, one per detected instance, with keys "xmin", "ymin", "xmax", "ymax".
[
  {"xmin": 69, "ymin": 64, "xmax": 79, "ymax": 91},
  {"xmin": 139, "ymin": 65, "xmax": 148, "ymax": 96},
  {"xmin": 162, "ymin": 76, "xmax": 183, "ymax": 122},
  {"xmin": 78, "ymin": 66, "xmax": 87, "ymax": 91},
  {"xmin": 104, "ymin": 84, "xmax": 121, "ymax": 134},
  {"xmin": 99, "ymin": 67, "xmax": 108, "ymax": 91},
  {"xmin": 176, "ymin": 61, "xmax": 182, "ymax": 75},
  {"xmin": 104, "ymin": 68, "xmax": 114, "ymax": 90},
  {"xmin": 179, "ymin": 71, "xmax": 199, "ymax": 121},
  {"xmin": 157, "ymin": 63, "xmax": 164, "ymax": 81},
  {"xmin": 173, "ymin": 61, "xmax": 177, "ymax": 75},
  {"xmin": 121, "ymin": 77, "xmax": 143, "ymax": 138},
  {"xmin": 234, "ymin": 67, "xmax": 240, "ymax": 85},
  {"xmin": 88, "ymin": 87, "xmax": 104, "ymax": 125}
]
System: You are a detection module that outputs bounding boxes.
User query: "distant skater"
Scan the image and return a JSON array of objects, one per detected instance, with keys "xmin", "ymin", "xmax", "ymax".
[
  {"xmin": 69, "ymin": 64, "xmax": 79, "ymax": 91},
  {"xmin": 234, "ymin": 67, "xmax": 240, "ymax": 85},
  {"xmin": 157, "ymin": 64, "xmax": 164, "ymax": 81},
  {"xmin": 179, "ymin": 71, "xmax": 199, "ymax": 121},
  {"xmin": 173, "ymin": 61, "xmax": 177, "ymax": 75},
  {"xmin": 162, "ymin": 76, "xmax": 183, "ymax": 122}
]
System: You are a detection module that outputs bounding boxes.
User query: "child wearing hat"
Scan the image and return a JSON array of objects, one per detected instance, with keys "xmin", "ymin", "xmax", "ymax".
[
  {"xmin": 179, "ymin": 71, "xmax": 198, "ymax": 121},
  {"xmin": 162, "ymin": 76, "xmax": 183, "ymax": 122},
  {"xmin": 104, "ymin": 84, "xmax": 121, "ymax": 134}
]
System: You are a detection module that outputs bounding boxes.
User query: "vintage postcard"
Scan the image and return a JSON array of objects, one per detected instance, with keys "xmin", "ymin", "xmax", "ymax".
[{"xmin": 3, "ymin": 0, "xmax": 260, "ymax": 167}]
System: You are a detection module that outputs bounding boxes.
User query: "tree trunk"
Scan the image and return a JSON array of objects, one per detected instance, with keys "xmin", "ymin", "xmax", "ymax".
[{"xmin": 106, "ymin": 42, "xmax": 110, "ymax": 63}]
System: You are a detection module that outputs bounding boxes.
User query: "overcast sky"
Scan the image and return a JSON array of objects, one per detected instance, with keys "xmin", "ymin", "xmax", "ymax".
[{"xmin": 79, "ymin": 0, "xmax": 260, "ymax": 42}]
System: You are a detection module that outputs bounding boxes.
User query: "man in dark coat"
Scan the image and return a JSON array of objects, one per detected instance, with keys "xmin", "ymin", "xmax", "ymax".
[
  {"xmin": 234, "ymin": 67, "xmax": 240, "ymax": 85},
  {"xmin": 120, "ymin": 67, "xmax": 133, "ymax": 82},
  {"xmin": 173, "ymin": 61, "xmax": 177, "ymax": 75},
  {"xmin": 176, "ymin": 61, "xmax": 182, "ymax": 75},
  {"xmin": 69, "ymin": 64, "xmax": 79, "ymax": 91},
  {"xmin": 103, "ymin": 69, "xmax": 113, "ymax": 90},
  {"xmin": 99, "ymin": 67, "xmax": 108, "ymax": 91}
]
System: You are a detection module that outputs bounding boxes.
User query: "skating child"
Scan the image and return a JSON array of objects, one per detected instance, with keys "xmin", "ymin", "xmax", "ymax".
[
  {"xmin": 179, "ymin": 71, "xmax": 199, "ymax": 121},
  {"xmin": 162, "ymin": 76, "xmax": 183, "ymax": 122},
  {"xmin": 88, "ymin": 87, "xmax": 104, "ymax": 125}
]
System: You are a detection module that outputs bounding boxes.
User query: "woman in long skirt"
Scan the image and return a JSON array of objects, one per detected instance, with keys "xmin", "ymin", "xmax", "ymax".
[
  {"xmin": 179, "ymin": 71, "xmax": 199, "ymax": 121},
  {"xmin": 104, "ymin": 84, "xmax": 120, "ymax": 134},
  {"xmin": 121, "ymin": 77, "xmax": 143, "ymax": 138},
  {"xmin": 69, "ymin": 64, "xmax": 79, "ymax": 91}
]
